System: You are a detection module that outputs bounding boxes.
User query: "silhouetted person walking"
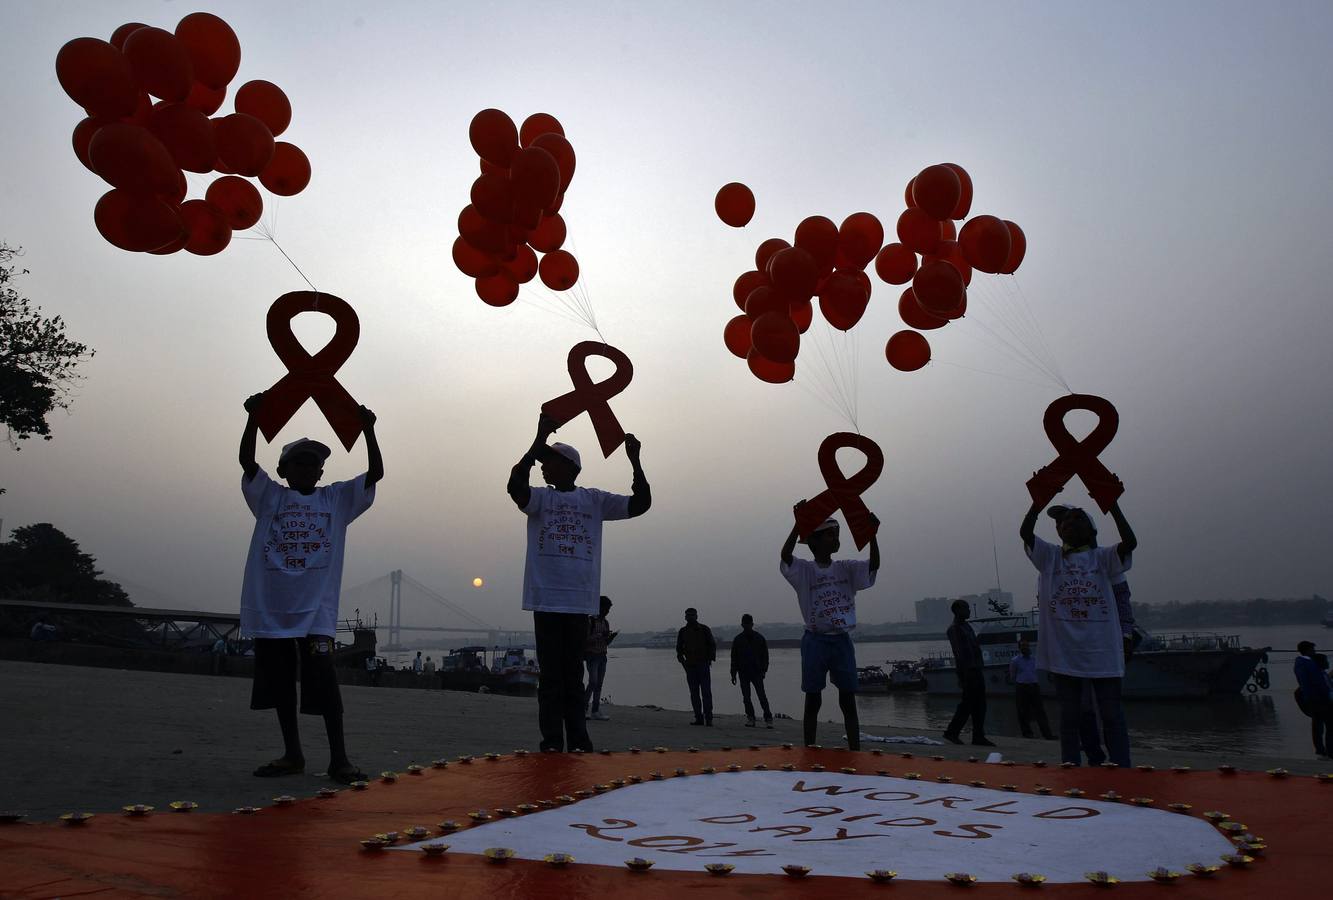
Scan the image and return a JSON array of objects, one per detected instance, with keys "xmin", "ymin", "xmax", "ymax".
[
  {"xmin": 944, "ymin": 599, "xmax": 992, "ymax": 746},
  {"xmin": 677, "ymin": 608, "xmax": 716, "ymax": 725},
  {"xmin": 731, "ymin": 614, "xmax": 773, "ymax": 727}
]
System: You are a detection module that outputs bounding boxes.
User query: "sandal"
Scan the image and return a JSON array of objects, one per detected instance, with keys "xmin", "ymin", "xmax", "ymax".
[
  {"xmin": 253, "ymin": 758, "xmax": 305, "ymax": 778},
  {"xmin": 329, "ymin": 764, "xmax": 367, "ymax": 785}
]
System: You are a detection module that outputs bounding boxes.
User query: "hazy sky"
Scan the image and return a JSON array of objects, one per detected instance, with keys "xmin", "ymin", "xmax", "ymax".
[{"xmin": 2, "ymin": 1, "xmax": 1331, "ymax": 634}]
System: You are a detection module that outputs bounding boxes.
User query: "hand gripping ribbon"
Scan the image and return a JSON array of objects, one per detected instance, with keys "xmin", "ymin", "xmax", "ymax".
[
  {"xmin": 256, "ymin": 291, "xmax": 363, "ymax": 451},
  {"xmin": 1025, "ymin": 393, "xmax": 1124, "ymax": 513},
  {"xmin": 795, "ymin": 432, "xmax": 884, "ymax": 550},
  {"xmin": 541, "ymin": 341, "xmax": 634, "ymax": 458}
]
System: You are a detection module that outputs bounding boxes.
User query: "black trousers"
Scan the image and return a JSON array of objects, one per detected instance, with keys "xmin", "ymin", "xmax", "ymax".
[
  {"xmin": 533, "ymin": 611, "xmax": 593, "ymax": 752},
  {"xmin": 1015, "ymin": 682, "xmax": 1053, "ymax": 738},
  {"xmin": 738, "ymin": 672, "xmax": 772, "ymax": 721},
  {"xmin": 946, "ymin": 668, "xmax": 987, "ymax": 740}
]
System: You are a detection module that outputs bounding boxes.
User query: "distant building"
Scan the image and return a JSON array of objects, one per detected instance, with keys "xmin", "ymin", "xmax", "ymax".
[{"xmin": 915, "ymin": 589, "xmax": 1015, "ymax": 628}]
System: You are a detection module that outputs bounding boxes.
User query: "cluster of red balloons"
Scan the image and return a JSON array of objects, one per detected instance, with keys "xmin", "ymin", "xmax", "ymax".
[
  {"xmin": 57, "ymin": 13, "xmax": 312, "ymax": 256},
  {"xmin": 453, "ymin": 109, "xmax": 579, "ymax": 307},
  {"xmin": 722, "ymin": 202, "xmax": 886, "ymax": 384},
  {"xmin": 875, "ymin": 163, "xmax": 1026, "ymax": 371}
]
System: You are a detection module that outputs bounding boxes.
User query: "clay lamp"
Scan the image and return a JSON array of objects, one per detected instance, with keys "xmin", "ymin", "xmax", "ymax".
[
  {"xmin": 866, "ymin": 869, "xmax": 897, "ymax": 883},
  {"xmin": 122, "ymin": 804, "xmax": 153, "ymax": 817},
  {"xmin": 271, "ymin": 796, "xmax": 296, "ymax": 807},
  {"xmin": 704, "ymin": 863, "xmax": 735, "ymax": 876},
  {"xmin": 406, "ymin": 764, "xmax": 424, "ymax": 775},
  {"xmin": 169, "ymin": 801, "xmax": 198, "ymax": 812},
  {"xmin": 420, "ymin": 843, "xmax": 449, "ymax": 857},
  {"xmin": 782, "ymin": 864, "xmax": 812, "ymax": 878},
  {"xmin": 60, "ymin": 812, "xmax": 94, "ymax": 824},
  {"xmin": 945, "ymin": 872, "xmax": 978, "ymax": 885},
  {"xmin": 1083, "ymin": 871, "xmax": 1119, "ymax": 886},
  {"xmin": 544, "ymin": 852, "xmax": 575, "ymax": 867},
  {"xmin": 1012, "ymin": 872, "xmax": 1047, "ymax": 887},
  {"xmin": 1147, "ymin": 868, "xmax": 1182, "ymax": 883},
  {"xmin": 484, "ymin": 847, "xmax": 516, "ymax": 863},
  {"xmin": 625, "ymin": 857, "xmax": 655, "ymax": 871}
]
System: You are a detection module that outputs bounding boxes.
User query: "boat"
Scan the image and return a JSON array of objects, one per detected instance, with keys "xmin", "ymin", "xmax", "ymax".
[
  {"xmin": 917, "ymin": 607, "xmax": 1270, "ymax": 699},
  {"xmin": 438, "ymin": 646, "xmax": 492, "ymax": 692},
  {"xmin": 493, "ymin": 647, "xmax": 540, "ymax": 696},
  {"xmin": 857, "ymin": 660, "xmax": 927, "ymax": 693}
]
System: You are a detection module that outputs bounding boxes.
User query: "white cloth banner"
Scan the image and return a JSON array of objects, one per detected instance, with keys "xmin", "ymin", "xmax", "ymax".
[{"xmin": 400, "ymin": 771, "xmax": 1234, "ymax": 882}]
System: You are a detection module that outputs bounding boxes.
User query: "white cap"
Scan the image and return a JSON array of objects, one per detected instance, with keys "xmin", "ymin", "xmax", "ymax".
[
  {"xmin": 540, "ymin": 442, "xmax": 581, "ymax": 470},
  {"xmin": 279, "ymin": 437, "xmax": 331, "ymax": 465},
  {"xmin": 812, "ymin": 517, "xmax": 840, "ymax": 535}
]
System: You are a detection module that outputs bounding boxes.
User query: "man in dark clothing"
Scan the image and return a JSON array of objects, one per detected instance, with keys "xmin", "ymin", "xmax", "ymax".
[
  {"xmin": 1294, "ymin": 640, "xmax": 1333, "ymax": 759},
  {"xmin": 730, "ymin": 614, "xmax": 773, "ymax": 727},
  {"xmin": 944, "ymin": 599, "xmax": 993, "ymax": 746},
  {"xmin": 676, "ymin": 607, "xmax": 716, "ymax": 725}
]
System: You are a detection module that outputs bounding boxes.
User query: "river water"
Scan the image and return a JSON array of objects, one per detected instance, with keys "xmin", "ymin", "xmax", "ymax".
[{"xmin": 388, "ymin": 624, "xmax": 1323, "ymax": 760}]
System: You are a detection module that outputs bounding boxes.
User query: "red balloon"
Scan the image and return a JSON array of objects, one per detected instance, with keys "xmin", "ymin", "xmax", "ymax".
[
  {"xmin": 898, "ymin": 288, "xmax": 948, "ymax": 331},
  {"xmin": 529, "ymin": 214, "xmax": 567, "ymax": 253},
  {"xmin": 944, "ymin": 163, "xmax": 973, "ymax": 219},
  {"xmin": 71, "ymin": 117, "xmax": 109, "ymax": 172},
  {"xmin": 838, "ymin": 212, "xmax": 884, "ymax": 269},
  {"xmin": 714, "ymin": 182, "xmax": 755, "ymax": 228},
  {"xmin": 110, "ymin": 23, "xmax": 147, "ymax": 51},
  {"xmin": 794, "ymin": 215, "xmax": 838, "ymax": 274},
  {"xmin": 458, "ymin": 204, "xmax": 508, "ymax": 254},
  {"xmin": 122, "ymin": 27, "xmax": 193, "ymax": 102},
  {"xmin": 93, "ymin": 189, "xmax": 186, "ymax": 252},
  {"xmin": 940, "ymin": 219, "xmax": 957, "ymax": 241},
  {"xmin": 911, "ymin": 164, "xmax": 962, "ymax": 221},
  {"xmin": 519, "ymin": 113, "xmax": 564, "ymax": 147},
  {"xmin": 924, "ymin": 240, "xmax": 973, "ymax": 286},
  {"xmin": 538, "ymin": 250, "xmax": 579, "ymax": 291},
  {"xmin": 56, "ymin": 38, "xmax": 139, "ymax": 119},
  {"xmin": 470, "ymin": 174, "xmax": 514, "ymax": 224},
  {"xmin": 213, "ymin": 113, "xmax": 274, "ymax": 176},
  {"xmin": 886, "ymin": 330, "xmax": 931, "ymax": 371},
  {"xmin": 959, "ymin": 215, "xmax": 1012, "ymax": 273},
  {"xmin": 452, "ymin": 236, "xmax": 499, "ymax": 278},
  {"xmin": 723, "ymin": 315, "xmax": 752, "ymax": 359},
  {"xmin": 789, "ymin": 298, "xmax": 813, "ymax": 333},
  {"xmin": 754, "ymin": 238, "xmax": 789, "ymax": 273},
  {"xmin": 943, "ymin": 289, "xmax": 968, "ymax": 321},
  {"xmin": 259, "ymin": 142, "xmax": 311, "ymax": 196},
  {"xmin": 510, "ymin": 146, "xmax": 561, "ymax": 210},
  {"xmin": 548, "ymin": 191, "xmax": 565, "ymax": 215},
  {"xmin": 180, "ymin": 198, "xmax": 232, "ymax": 255},
  {"xmin": 531, "ymin": 132, "xmax": 576, "ymax": 191},
  {"xmin": 476, "ymin": 272, "xmax": 519, "ymax": 307},
  {"xmin": 767, "ymin": 247, "xmax": 819, "ymax": 302},
  {"xmin": 164, "ymin": 167, "xmax": 187, "ymax": 204},
  {"xmin": 147, "ymin": 102, "xmax": 215, "ymax": 172},
  {"xmin": 122, "ymin": 92, "xmax": 153, "ymax": 126},
  {"xmin": 504, "ymin": 244, "xmax": 539, "ymax": 284},
  {"xmin": 206, "ymin": 175, "xmax": 262, "ymax": 229},
  {"xmin": 147, "ymin": 232, "xmax": 187, "ymax": 255},
  {"xmin": 744, "ymin": 285, "xmax": 788, "ymax": 319},
  {"xmin": 751, "ymin": 312, "xmax": 800, "ymax": 364},
  {"xmin": 469, "ymin": 108, "xmax": 519, "ymax": 168},
  {"xmin": 88, "ymin": 123, "xmax": 180, "ymax": 194},
  {"xmin": 1000, "ymin": 220, "xmax": 1026, "ymax": 274},
  {"xmin": 235, "ymin": 80, "xmax": 292, "ymax": 136},
  {"xmin": 174, "ymin": 13, "xmax": 240, "ymax": 90},
  {"xmin": 896, "ymin": 208, "xmax": 943, "ymax": 255},
  {"xmin": 747, "ymin": 349, "xmax": 794, "ymax": 384},
  {"xmin": 904, "ymin": 177, "xmax": 916, "ymax": 208},
  {"xmin": 819, "ymin": 272, "xmax": 869, "ymax": 331},
  {"xmin": 732, "ymin": 270, "xmax": 770, "ymax": 312},
  {"xmin": 911, "ymin": 260, "xmax": 965, "ymax": 316},
  {"xmin": 874, "ymin": 243, "xmax": 917, "ymax": 285},
  {"xmin": 185, "ymin": 80, "xmax": 226, "ymax": 115}
]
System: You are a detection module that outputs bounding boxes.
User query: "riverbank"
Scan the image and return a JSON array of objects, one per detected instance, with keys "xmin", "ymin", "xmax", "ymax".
[{"xmin": 1, "ymin": 659, "xmax": 1326, "ymax": 822}]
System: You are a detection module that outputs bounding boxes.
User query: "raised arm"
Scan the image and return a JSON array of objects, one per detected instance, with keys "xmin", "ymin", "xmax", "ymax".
[
  {"xmin": 1108, "ymin": 501, "xmax": 1137, "ymax": 560},
  {"xmin": 508, "ymin": 413, "xmax": 559, "ymax": 510},
  {"xmin": 359, "ymin": 405, "xmax": 384, "ymax": 489},
  {"xmin": 239, "ymin": 393, "xmax": 264, "ymax": 481},
  {"xmin": 781, "ymin": 501, "xmax": 804, "ymax": 566},
  {"xmin": 867, "ymin": 513, "xmax": 881, "ymax": 573},
  {"xmin": 1020, "ymin": 500, "xmax": 1042, "ymax": 551},
  {"xmin": 624, "ymin": 433, "xmax": 651, "ymax": 518}
]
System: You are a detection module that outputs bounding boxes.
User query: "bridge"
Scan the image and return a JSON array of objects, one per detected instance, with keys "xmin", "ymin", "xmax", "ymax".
[{"xmin": 341, "ymin": 570, "xmax": 534, "ymax": 651}]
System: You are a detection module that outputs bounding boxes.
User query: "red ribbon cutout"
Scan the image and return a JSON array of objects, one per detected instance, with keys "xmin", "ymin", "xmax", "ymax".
[
  {"xmin": 795, "ymin": 432, "xmax": 884, "ymax": 551},
  {"xmin": 541, "ymin": 341, "xmax": 634, "ymax": 458},
  {"xmin": 256, "ymin": 291, "xmax": 363, "ymax": 451},
  {"xmin": 1026, "ymin": 393, "xmax": 1124, "ymax": 514}
]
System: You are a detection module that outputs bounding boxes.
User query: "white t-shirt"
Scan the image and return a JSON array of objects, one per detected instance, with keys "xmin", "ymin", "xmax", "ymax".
[
  {"xmin": 779, "ymin": 558, "xmax": 876, "ymax": 634},
  {"xmin": 240, "ymin": 467, "xmax": 375, "ymax": 639},
  {"xmin": 521, "ymin": 486, "xmax": 631, "ymax": 615},
  {"xmin": 1025, "ymin": 537, "xmax": 1131, "ymax": 678}
]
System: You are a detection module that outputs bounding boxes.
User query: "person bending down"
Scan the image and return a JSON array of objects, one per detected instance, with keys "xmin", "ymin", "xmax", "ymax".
[
  {"xmin": 780, "ymin": 504, "xmax": 880, "ymax": 750},
  {"xmin": 238, "ymin": 392, "xmax": 383, "ymax": 784}
]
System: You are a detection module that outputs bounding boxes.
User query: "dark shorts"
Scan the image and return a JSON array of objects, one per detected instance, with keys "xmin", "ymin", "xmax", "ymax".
[
  {"xmin": 250, "ymin": 635, "xmax": 343, "ymax": 716},
  {"xmin": 801, "ymin": 631, "xmax": 858, "ymax": 693}
]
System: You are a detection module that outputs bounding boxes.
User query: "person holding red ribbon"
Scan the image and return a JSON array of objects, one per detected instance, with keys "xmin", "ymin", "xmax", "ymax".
[
  {"xmin": 780, "ymin": 504, "xmax": 880, "ymax": 750},
  {"xmin": 238, "ymin": 391, "xmax": 384, "ymax": 785},
  {"xmin": 1020, "ymin": 501, "xmax": 1137, "ymax": 767},
  {"xmin": 508, "ymin": 413, "xmax": 651, "ymax": 753}
]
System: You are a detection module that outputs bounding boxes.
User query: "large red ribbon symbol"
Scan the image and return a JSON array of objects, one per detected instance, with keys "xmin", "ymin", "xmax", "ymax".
[
  {"xmin": 795, "ymin": 432, "xmax": 884, "ymax": 550},
  {"xmin": 541, "ymin": 341, "xmax": 634, "ymax": 458},
  {"xmin": 1026, "ymin": 393, "xmax": 1124, "ymax": 513},
  {"xmin": 255, "ymin": 291, "xmax": 363, "ymax": 451}
]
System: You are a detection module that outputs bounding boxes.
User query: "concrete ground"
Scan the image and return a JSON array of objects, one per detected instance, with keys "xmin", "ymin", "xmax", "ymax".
[{"xmin": 1, "ymin": 660, "xmax": 1326, "ymax": 821}]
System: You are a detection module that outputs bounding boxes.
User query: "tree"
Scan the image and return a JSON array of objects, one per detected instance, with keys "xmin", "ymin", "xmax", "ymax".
[
  {"xmin": 1, "ymin": 242, "xmax": 95, "ymax": 448},
  {"xmin": 0, "ymin": 523, "xmax": 131, "ymax": 607}
]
